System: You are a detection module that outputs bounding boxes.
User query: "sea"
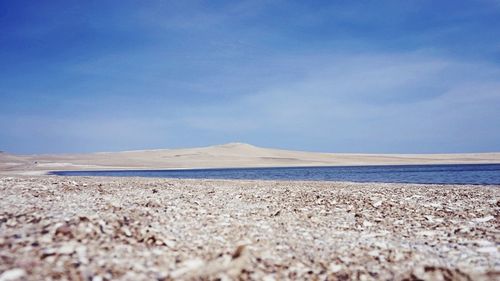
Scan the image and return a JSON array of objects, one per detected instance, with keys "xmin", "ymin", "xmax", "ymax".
[{"xmin": 50, "ymin": 163, "xmax": 500, "ymax": 185}]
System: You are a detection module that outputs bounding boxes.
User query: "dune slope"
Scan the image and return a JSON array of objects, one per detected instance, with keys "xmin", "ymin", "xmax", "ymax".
[{"xmin": 1, "ymin": 143, "xmax": 499, "ymax": 173}]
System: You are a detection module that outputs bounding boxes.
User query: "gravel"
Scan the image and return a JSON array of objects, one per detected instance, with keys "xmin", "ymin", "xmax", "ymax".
[{"xmin": 0, "ymin": 176, "xmax": 499, "ymax": 280}]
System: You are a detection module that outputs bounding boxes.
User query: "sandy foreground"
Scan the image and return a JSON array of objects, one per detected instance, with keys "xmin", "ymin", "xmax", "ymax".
[{"xmin": 0, "ymin": 176, "xmax": 499, "ymax": 281}]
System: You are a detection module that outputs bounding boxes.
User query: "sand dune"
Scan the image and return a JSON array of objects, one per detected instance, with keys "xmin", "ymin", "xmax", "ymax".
[{"xmin": 1, "ymin": 142, "xmax": 499, "ymax": 173}]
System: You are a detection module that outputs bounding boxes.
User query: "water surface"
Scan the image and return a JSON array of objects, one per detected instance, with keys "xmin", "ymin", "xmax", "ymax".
[{"xmin": 51, "ymin": 164, "xmax": 500, "ymax": 185}]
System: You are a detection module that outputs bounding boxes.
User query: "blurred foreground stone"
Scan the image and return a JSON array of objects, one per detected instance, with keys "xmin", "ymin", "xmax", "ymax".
[{"xmin": 0, "ymin": 176, "xmax": 498, "ymax": 280}]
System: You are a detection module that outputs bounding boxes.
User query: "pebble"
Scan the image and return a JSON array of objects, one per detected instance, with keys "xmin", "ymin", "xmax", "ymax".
[
  {"xmin": 476, "ymin": 247, "xmax": 497, "ymax": 254},
  {"xmin": 473, "ymin": 215, "xmax": 494, "ymax": 223},
  {"xmin": 329, "ymin": 263, "xmax": 343, "ymax": 273},
  {"xmin": 0, "ymin": 176, "xmax": 498, "ymax": 280},
  {"xmin": 0, "ymin": 268, "xmax": 26, "ymax": 281}
]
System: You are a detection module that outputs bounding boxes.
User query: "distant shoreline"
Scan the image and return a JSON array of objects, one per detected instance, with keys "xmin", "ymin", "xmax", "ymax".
[
  {"xmin": 2, "ymin": 143, "xmax": 500, "ymax": 175},
  {"xmin": 47, "ymin": 163, "xmax": 500, "ymax": 186}
]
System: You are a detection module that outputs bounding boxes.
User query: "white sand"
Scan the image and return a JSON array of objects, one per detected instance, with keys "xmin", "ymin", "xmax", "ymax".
[{"xmin": 1, "ymin": 143, "xmax": 499, "ymax": 174}]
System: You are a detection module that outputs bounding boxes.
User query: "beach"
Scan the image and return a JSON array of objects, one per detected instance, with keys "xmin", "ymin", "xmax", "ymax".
[
  {"xmin": 2, "ymin": 143, "xmax": 500, "ymax": 174},
  {"xmin": 1, "ymin": 175, "xmax": 498, "ymax": 280},
  {"xmin": 3, "ymin": 1, "xmax": 500, "ymax": 280}
]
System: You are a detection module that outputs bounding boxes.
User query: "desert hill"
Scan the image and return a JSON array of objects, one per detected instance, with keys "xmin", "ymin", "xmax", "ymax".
[{"xmin": 1, "ymin": 143, "xmax": 499, "ymax": 174}]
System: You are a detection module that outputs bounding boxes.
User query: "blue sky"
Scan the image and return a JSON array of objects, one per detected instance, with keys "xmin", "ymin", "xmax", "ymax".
[{"xmin": 1, "ymin": 0, "xmax": 500, "ymax": 154}]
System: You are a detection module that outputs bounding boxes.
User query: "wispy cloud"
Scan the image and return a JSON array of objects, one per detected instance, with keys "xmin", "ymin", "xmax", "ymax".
[
  {"xmin": 2, "ymin": 50, "xmax": 499, "ymax": 153},
  {"xmin": 1, "ymin": 1, "xmax": 500, "ymax": 153},
  {"xmin": 171, "ymin": 52, "xmax": 500, "ymax": 152}
]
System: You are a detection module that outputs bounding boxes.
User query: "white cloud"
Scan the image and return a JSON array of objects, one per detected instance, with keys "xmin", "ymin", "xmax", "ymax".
[
  {"xmin": 172, "ymin": 51, "xmax": 500, "ymax": 152},
  {"xmin": 2, "ymin": 51, "xmax": 499, "ymax": 153}
]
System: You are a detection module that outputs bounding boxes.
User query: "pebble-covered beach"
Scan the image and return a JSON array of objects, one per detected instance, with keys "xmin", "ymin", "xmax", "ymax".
[{"xmin": 0, "ymin": 176, "xmax": 498, "ymax": 280}]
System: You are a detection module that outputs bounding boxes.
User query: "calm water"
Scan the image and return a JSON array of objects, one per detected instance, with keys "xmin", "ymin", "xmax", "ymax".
[{"xmin": 51, "ymin": 164, "xmax": 500, "ymax": 185}]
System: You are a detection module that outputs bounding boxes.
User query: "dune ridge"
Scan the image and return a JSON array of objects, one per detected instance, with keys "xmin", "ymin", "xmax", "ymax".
[{"xmin": 1, "ymin": 142, "xmax": 499, "ymax": 174}]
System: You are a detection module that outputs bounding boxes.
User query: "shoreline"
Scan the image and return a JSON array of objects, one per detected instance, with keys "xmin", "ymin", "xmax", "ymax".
[
  {"xmin": 3, "ymin": 162, "xmax": 500, "ymax": 185},
  {"xmin": 2, "ymin": 143, "xmax": 500, "ymax": 175},
  {"xmin": 4, "ymin": 161, "xmax": 500, "ymax": 178},
  {"xmin": 1, "ymin": 175, "xmax": 498, "ymax": 280},
  {"xmin": 47, "ymin": 163, "xmax": 500, "ymax": 186}
]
